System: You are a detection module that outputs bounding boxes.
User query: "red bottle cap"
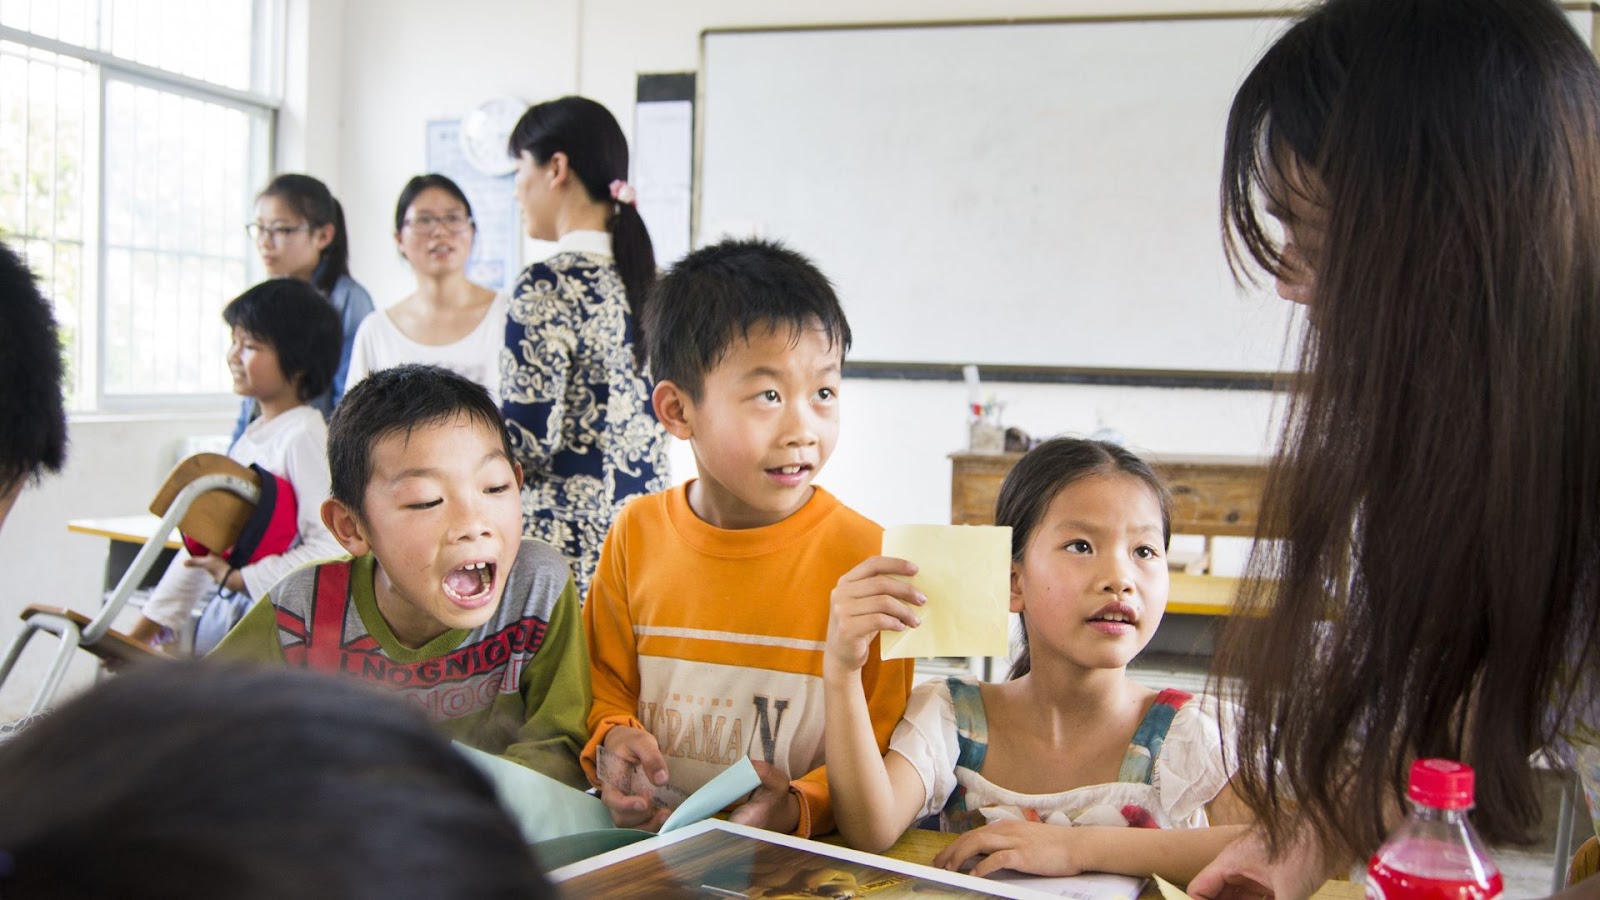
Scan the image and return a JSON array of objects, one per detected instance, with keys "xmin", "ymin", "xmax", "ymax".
[{"xmin": 1407, "ymin": 758, "xmax": 1475, "ymax": 809}]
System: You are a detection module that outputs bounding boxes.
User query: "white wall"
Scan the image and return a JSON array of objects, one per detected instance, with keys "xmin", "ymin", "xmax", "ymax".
[
  {"xmin": 277, "ymin": 0, "xmax": 346, "ymax": 177},
  {"xmin": 336, "ymin": 0, "xmax": 581, "ymax": 309},
  {"xmin": 326, "ymin": 0, "xmax": 1294, "ymax": 529}
]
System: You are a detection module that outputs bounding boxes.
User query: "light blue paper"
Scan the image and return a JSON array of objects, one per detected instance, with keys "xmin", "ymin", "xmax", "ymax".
[
  {"xmin": 660, "ymin": 754, "xmax": 761, "ymax": 833},
  {"xmin": 456, "ymin": 743, "xmax": 614, "ymax": 844},
  {"xmin": 459, "ymin": 743, "xmax": 762, "ymax": 865}
]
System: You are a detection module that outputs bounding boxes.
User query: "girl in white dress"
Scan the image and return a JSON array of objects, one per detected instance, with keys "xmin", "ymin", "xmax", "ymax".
[
  {"xmin": 825, "ymin": 438, "xmax": 1252, "ymax": 884},
  {"xmin": 345, "ymin": 174, "xmax": 504, "ymax": 397}
]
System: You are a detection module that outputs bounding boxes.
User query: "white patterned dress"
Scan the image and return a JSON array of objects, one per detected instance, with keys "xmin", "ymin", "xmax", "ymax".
[
  {"xmin": 891, "ymin": 676, "xmax": 1239, "ymax": 833},
  {"xmin": 501, "ymin": 230, "xmax": 669, "ymax": 600}
]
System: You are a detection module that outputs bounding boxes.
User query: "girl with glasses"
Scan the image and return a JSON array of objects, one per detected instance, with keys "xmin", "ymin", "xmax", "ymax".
[
  {"xmin": 343, "ymin": 174, "xmax": 505, "ymax": 398},
  {"xmin": 241, "ymin": 173, "xmax": 374, "ymax": 437}
]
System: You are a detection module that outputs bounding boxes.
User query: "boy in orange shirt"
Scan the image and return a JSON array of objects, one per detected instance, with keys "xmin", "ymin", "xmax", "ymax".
[{"xmin": 583, "ymin": 239, "xmax": 914, "ymax": 838}]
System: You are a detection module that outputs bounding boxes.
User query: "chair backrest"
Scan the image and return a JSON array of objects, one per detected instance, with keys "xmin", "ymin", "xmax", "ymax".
[{"xmin": 148, "ymin": 453, "xmax": 260, "ymax": 553}]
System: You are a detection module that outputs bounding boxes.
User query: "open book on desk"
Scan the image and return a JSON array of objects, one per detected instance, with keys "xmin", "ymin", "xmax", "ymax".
[
  {"xmin": 549, "ymin": 819, "xmax": 1145, "ymax": 900},
  {"xmin": 456, "ymin": 744, "xmax": 762, "ymax": 870}
]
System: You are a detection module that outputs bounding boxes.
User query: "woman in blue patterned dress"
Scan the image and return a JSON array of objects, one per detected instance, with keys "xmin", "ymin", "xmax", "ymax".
[{"xmin": 501, "ymin": 96, "xmax": 669, "ymax": 600}]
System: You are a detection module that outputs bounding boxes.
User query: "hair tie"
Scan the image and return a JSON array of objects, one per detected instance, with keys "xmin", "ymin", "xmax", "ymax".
[{"xmin": 608, "ymin": 179, "xmax": 637, "ymax": 206}]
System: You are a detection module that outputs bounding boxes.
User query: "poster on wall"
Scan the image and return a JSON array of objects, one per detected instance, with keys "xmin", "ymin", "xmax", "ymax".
[{"xmin": 424, "ymin": 118, "xmax": 522, "ymax": 291}]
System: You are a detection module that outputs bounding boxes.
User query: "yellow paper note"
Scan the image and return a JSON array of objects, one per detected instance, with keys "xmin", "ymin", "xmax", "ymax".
[
  {"xmin": 879, "ymin": 524, "xmax": 1012, "ymax": 660},
  {"xmin": 1153, "ymin": 874, "xmax": 1193, "ymax": 900}
]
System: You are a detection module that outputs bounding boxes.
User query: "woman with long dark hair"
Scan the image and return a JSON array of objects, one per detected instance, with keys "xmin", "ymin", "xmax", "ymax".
[
  {"xmin": 501, "ymin": 96, "xmax": 669, "ymax": 599},
  {"xmin": 1190, "ymin": 0, "xmax": 1600, "ymax": 896}
]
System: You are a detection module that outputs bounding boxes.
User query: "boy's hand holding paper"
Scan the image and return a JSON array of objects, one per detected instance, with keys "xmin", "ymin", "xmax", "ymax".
[
  {"xmin": 596, "ymin": 726, "xmax": 675, "ymax": 830},
  {"xmin": 879, "ymin": 524, "xmax": 1012, "ymax": 660},
  {"xmin": 596, "ymin": 744, "xmax": 687, "ymax": 813},
  {"xmin": 460, "ymin": 741, "xmax": 762, "ymax": 870},
  {"xmin": 595, "ymin": 743, "xmax": 764, "ymax": 834}
]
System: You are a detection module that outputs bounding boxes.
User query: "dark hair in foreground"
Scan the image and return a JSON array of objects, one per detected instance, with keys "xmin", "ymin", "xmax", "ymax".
[
  {"xmin": 508, "ymin": 96, "xmax": 654, "ymax": 367},
  {"xmin": 393, "ymin": 173, "xmax": 475, "ymax": 234},
  {"xmin": 0, "ymin": 663, "xmax": 551, "ymax": 899},
  {"xmin": 1214, "ymin": 0, "xmax": 1600, "ymax": 858},
  {"xmin": 258, "ymin": 173, "xmax": 352, "ymax": 296},
  {"xmin": 329, "ymin": 364, "xmax": 515, "ymax": 518},
  {"xmin": 998, "ymin": 438, "xmax": 1170, "ymax": 681},
  {"xmin": 646, "ymin": 238, "xmax": 852, "ymax": 400},
  {"xmin": 0, "ymin": 239, "xmax": 68, "ymax": 497},
  {"xmin": 223, "ymin": 279, "xmax": 343, "ymax": 403}
]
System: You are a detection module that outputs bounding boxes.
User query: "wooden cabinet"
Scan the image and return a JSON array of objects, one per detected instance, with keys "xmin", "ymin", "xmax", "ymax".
[
  {"xmin": 950, "ymin": 452, "xmax": 1269, "ymax": 536},
  {"xmin": 949, "ymin": 452, "xmax": 1271, "ymax": 617}
]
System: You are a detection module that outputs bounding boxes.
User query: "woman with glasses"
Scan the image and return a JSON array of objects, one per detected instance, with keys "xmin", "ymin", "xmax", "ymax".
[
  {"xmin": 244, "ymin": 173, "xmax": 374, "ymax": 432},
  {"xmin": 344, "ymin": 174, "xmax": 505, "ymax": 397},
  {"xmin": 502, "ymin": 96, "xmax": 670, "ymax": 600}
]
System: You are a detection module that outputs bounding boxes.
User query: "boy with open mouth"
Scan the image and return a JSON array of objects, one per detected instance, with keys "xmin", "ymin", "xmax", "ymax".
[{"xmin": 214, "ymin": 364, "xmax": 590, "ymax": 788}]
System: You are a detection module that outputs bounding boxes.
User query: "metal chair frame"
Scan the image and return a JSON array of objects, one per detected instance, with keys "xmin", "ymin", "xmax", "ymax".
[{"xmin": 0, "ymin": 470, "xmax": 258, "ymax": 718}]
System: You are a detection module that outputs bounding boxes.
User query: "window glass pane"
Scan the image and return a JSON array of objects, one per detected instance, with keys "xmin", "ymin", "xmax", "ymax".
[
  {"xmin": 102, "ymin": 77, "xmax": 262, "ymax": 398},
  {"xmin": 108, "ymin": 0, "xmax": 256, "ymax": 92},
  {"xmin": 24, "ymin": 57, "xmax": 57, "ymax": 232},
  {"xmin": 4, "ymin": 2, "xmax": 263, "ymax": 93},
  {"xmin": 0, "ymin": 52, "xmax": 26, "ymax": 227},
  {"xmin": 55, "ymin": 0, "xmax": 91, "ymax": 48},
  {"xmin": 0, "ymin": 42, "xmax": 92, "ymax": 408},
  {"xmin": 53, "ymin": 67, "xmax": 84, "ymax": 236},
  {"xmin": 3, "ymin": 5, "xmax": 275, "ymax": 409}
]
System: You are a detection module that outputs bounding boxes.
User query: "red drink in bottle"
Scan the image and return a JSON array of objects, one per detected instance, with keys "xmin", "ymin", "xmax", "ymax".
[{"xmin": 1365, "ymin": 759, "xmax": 1501, "ymax": 900}]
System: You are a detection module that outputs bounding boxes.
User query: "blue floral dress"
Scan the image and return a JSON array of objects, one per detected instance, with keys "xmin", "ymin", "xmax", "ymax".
[{"xmin": 500, "ymin": 231, "xmax": 669, "ymax": 600}]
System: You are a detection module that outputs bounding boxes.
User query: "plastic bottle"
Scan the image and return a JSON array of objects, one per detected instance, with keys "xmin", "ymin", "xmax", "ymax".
[{"xmin": 1366, "ymin": 759, "xmax": 1503, "ymax": 900}]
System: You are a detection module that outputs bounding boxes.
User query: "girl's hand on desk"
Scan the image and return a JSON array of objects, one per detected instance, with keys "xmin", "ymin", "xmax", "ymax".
[
  {"xmin": 185, "ymin": 555, "xmax": 244, "ymax": 592},
  {"xmin": 932, "ymin": 819, "xmax": 1092, "ymax": 878},
  {"xmin": 824, "ymin": 555, "xmax": 924, "ymax": 681}
]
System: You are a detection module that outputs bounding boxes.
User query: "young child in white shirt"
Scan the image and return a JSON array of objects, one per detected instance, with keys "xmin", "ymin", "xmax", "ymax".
[
  {"xmin": 825, "ymin": 438, "xmax": 1253, "ymax": 884},
  {"xmin": 129, "ymin": 279, "xmax": 345, "ymax": 654}
]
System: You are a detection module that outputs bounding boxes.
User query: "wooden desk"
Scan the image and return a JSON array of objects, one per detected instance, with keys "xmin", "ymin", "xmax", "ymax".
[
  {"xmin": 950, "ymin": 453, "xmax": 1269, "ymax": 616},
  {"xmin": 872, "ymin": 828, "xmax": 1360, "ymax": 900},
  {"xmin": 67, "ymin": 515, "xmax": 181, "ymax": 593},
  {"xmin": 68, "ymin": 515, "xmax": 181, "ymax": 549}
]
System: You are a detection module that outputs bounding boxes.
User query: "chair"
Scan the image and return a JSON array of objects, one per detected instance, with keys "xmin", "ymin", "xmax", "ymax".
[
  {"xmin": 0, "ymin": 453, "xmax": 260, "ymax": 718},
  {"xmin": 1570, "ymin": 836, "xmax": 1599, "ymax": 887}
]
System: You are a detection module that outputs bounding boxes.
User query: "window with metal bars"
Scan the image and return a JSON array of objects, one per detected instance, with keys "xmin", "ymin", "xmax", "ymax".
[{"xmin": 0, "ymin": 0, "xmax": 278, "ymax": 411}]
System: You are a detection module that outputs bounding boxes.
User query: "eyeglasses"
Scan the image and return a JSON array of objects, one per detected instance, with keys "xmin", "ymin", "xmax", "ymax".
[
  {"xmin": 404, "ymin": 213, "xmax": 474, "ymax": 235},
  {"xmin": 246, "ymin": 222, "xmax": 312, "ymax": 244}
]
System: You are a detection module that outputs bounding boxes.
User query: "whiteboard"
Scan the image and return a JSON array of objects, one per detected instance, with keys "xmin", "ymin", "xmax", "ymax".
[{"xmin": 699, "ymin": 17, "xmax": 1301, "ymax": 373}]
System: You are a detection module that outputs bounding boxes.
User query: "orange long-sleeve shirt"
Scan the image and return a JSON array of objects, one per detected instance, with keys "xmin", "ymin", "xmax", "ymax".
[{"xmin": 582, "ymin": 483, "xmax": 915, "ymax": 837}]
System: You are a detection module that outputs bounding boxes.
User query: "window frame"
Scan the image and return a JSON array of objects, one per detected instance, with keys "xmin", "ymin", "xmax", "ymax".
[{"xmin": 0, "ymin": 5, "xmax": 281, "ymax": 414}]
